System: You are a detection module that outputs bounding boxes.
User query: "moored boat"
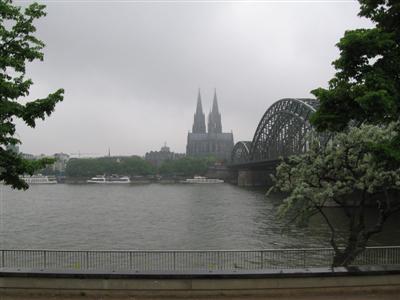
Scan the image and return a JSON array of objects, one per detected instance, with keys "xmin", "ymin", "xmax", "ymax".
[
  {"xmin": 181, "ymin": 176, "xmax": 224, "ymax": 184},
  {"xmin": 21, "ymin": 174, "xmax": 57, "ymax": 184},
  {"xmin": 87, "ymin": 175, "xmax": 131, "ymax": 184}
]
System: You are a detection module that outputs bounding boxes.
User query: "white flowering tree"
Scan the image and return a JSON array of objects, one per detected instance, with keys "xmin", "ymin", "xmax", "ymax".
[{"xmin": 270, "ymin": 123, "xmax": 400, "ymax": 267}]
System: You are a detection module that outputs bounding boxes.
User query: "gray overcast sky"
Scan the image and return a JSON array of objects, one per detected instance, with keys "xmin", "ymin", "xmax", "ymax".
[{"xmin": 16, "ymin": 0, "xmax": 372, "ymax": 157}]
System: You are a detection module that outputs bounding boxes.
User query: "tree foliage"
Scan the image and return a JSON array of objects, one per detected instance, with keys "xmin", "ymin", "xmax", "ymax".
[
  {"xmin": 0, "ymin": 0, "xmax": 64, "ymax": 189},
  {"xmin": 270, "ymin": 123, "xmax": 400, "ymax": 266},
  {"xmin": 272, "ymin": 0, "xmax": 400, "ymax": 266},
  {"xmin": 65, "ymin": 156, "xmax": 217, "ymax": 179},
  {"xmin": 159, "ymin": 156, "xmax": 216, "ymax": 177},
  {"xmin": 65, "ymin": 156, "xmax": 156, "ymax": 178},
  {"xmin": 311, "ymin": 1, "xmax": 400, "ymax": 134}
]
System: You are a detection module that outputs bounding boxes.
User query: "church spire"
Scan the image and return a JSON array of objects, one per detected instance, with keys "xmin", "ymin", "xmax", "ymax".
[
  {"xmin": 196, "ymin": 88, "xmax": 203, "ymax": 114},
  {"xmin": 212, "ymin": 88, "xmax": 219, "ymax": 114},
  {"xmin": 208, "ymin": 88, "xmax": 222, "ymax": 134},
  {"xmin": 192, "ymin": 89, "xmax": 206, "ymax": 133}
]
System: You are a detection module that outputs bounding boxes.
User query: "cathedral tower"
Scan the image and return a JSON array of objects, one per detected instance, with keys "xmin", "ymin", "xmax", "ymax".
[
  {"xmin": 186, "ymin": 89, "xmax": 234, "ymax": 161},
  {"xmin": 192, "ymin": 89, "xmax": 206, "ymax": 133},
  {"xmin": 207, "ymin": 89, "xmax": 222, "ymax": 134}
]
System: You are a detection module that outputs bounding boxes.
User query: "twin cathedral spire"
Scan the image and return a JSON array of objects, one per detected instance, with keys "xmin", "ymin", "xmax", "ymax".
[
  {"xmin": 192, "ymin": 89, "xmax": 222, "ymax": 134},
  {"xmin": 187, "ymin": 89, "xmax": 234, "ymax": 160}
]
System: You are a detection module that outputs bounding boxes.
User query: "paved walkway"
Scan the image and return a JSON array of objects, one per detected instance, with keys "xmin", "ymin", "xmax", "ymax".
[{"xmin": 1, "ymin": 293, "xmax": 399, "ymax": 300}]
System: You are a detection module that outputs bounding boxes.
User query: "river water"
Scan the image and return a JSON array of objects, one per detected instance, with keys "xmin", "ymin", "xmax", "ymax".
[{"xmin": 0, "ymin": 183, "xmax": 399, "ymax": 250}]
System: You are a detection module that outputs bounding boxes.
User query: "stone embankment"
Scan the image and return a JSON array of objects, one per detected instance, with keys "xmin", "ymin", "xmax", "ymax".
[{"xmin": 0, "ymin": 266, "xmax": 399, "ymax": 299}]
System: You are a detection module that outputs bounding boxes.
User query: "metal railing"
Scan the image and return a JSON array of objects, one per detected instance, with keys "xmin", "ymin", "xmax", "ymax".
[{"xmin": 0, "ymin": 246, "xmax": 399, "ymax": 272}]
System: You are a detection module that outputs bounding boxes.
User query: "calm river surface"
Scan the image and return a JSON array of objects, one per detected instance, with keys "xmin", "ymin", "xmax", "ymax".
[{"xmin": 0, "ymin": 183, "xmax": 399, "ymax": 250}]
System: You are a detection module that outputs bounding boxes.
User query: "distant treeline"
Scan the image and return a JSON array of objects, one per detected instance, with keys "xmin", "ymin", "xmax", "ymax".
[
  {"xmin": 159, "ymin": 156, "xmax": 216, "ymax": 177},
  {"xmin": 65, "ymin": 156, "xmax": 216, "ymax": 178}
]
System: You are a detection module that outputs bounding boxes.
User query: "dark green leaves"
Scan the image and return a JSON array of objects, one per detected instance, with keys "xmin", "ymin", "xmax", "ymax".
[
  {"xmin": 311, "ymin": 1, "xmax": 400, "ymax": 169},
  {"xmin": 0, "ymin": 1, "xmax": 64, "ymax": 189},
  {"xmin": 22, "ymin": 89, "xmax": 64, "ymax": 127},
  {"xmin": 66, "ymin": 157, "xmax": 157, "ymax": 178}
]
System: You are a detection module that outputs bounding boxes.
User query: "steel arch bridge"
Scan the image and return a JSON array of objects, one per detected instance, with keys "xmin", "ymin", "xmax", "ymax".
[{"xmin": 231, "ymin": 98, "xmax": 324, "ymax": 166}]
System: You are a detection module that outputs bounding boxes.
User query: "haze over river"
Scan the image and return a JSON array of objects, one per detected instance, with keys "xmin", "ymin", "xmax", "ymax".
[{"xmin": 0, "ymin": 183, "xmax": 399, "ymax": 250}]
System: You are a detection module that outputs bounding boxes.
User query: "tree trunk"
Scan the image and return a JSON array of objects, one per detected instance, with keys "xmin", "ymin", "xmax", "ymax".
[{"xmin": 331, "ymin": 235, "xmax": 367, "ymax": 267}]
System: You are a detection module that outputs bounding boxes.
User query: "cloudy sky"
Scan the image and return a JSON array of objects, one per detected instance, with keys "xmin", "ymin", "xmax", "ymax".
[{"xmin": 16, "ymin": 0, "xmax": 372, "ymax": 157}]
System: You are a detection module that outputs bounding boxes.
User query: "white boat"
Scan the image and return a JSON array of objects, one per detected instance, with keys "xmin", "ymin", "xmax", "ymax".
[
  {"xmin": 181, "ymin": 176, "xmax": 224, "ymax": 184},
  {"xmin": 21, "ymin": 174, "xmax": 57, "ymax": 184},
  {"xmin": 87, "ymin": 175, "xmax": 131, "ymax": 184}
]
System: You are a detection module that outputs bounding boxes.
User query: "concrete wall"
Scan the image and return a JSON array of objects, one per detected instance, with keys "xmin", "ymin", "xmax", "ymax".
[
  {"xmin": 0, "ymin": 267, "xmax": 399, "ymax": 297},
  {"xmin": 237, "ymin": 169, "xmax": 273, "ymax": 187},
  {"xmin": 205, "ymin": 166, "xmax": 235, "ymax": 181}
]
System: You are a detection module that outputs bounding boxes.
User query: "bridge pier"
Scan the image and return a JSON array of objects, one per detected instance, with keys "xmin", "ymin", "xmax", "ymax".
[{"xmin": 237, "ymin": 169, "xmax": 273, "ymax": 187}]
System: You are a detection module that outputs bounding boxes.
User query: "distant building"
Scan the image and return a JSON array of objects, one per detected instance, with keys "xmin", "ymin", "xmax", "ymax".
[
  {"xmin": 19, "ymin": 152, "xmax": 69, "ymax": 174},
  {"xmin": 21, "ymin": 153, "xmax": 35, "ymax": 160},
  {"xmin": 6, "ymin": 144, "xmax": 19, "ymax": 153},
  {"xmin": 186, "ymin": 90, "xmax": 234, "ymax": 161},
  {"xmin": 52, "ymin": 153, "xmax": 70, "ymax": 173},
  {"xmin": 145, "ymin": 144, "xmax": 185, "ymax": 167}
]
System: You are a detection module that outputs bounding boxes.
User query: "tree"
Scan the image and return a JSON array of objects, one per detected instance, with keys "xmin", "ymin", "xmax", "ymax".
[
  {"xmin": 271, "ymin": 0, "xmax": 400, "ymax": 266},
  {"xmin": 159, "ymin": 156, "xmax": 216, "ymax": 177},
  {"xmin": 270, "ymin": 123, "xmax": 400, "ymax": 267},
  {"xmin": 311, "ymin": 0, "xmax": 399, "ymax": 130},
  {"xmin": 310, "ymin": 0, "xmax": 400, "ymax": 160},
  {"xmin": 65, "ymin": 157, "xmax": 156, "ymax": 179},
  {"xmin": 0, "ymin": 0, "xmax": 64, "ymax": 189}
]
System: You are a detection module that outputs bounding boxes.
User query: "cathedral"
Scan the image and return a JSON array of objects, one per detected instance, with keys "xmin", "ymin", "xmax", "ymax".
[{"xmin": 186, "ymin": 90, "xmax": 234, "ymax": 161}]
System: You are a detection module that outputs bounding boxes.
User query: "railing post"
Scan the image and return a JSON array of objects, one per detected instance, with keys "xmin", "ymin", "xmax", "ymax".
[
  {"xmin": 86, "ymin": 251, "xmax": 89, "ymax": 269},
  {"xmin": 173, "ymin": 252, "xmax": 176, "ymax": 271},
  {"xmin": 303, "ymin": 250, "xmax": 306, "ymax": 268},
  {"xmin": 261, "ymin": 251, "xmax": 264, "ymax": 269},
  {"xmin": 1, "ymin": 250, "xmax": 4, "ymax": 268},
  {"xmin": 43, "ymin": 250, "xmax": 47, "ymax": 269},
  {"xmin": 129, "ymin": 251, "xmax": 132, "ymax": 270}
]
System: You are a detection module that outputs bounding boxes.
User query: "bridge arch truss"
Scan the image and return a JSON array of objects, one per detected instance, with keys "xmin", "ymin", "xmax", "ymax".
[
  {"xmin": 231, "ymin": 98, "xmax": 325, "ymax": 165},
  {"xmin": 231, "ymin": 141, "xmax": 252, "ymax": 164}
]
